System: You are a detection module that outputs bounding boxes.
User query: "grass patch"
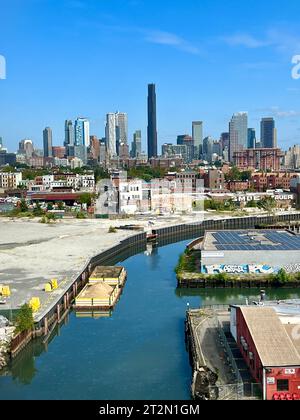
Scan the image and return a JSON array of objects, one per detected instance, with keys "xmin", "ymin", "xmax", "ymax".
[{"xmin": 175, "ymin": 250, "xmax": 198, "ymax": 274}]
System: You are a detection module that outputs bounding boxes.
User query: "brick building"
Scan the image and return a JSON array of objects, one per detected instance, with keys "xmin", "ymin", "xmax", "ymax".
[
  {"xmin": 252, "ymin": 172, "xmax": 299, "ymax": 192},
  {"xmin": 233, "ymin": 148, "xmax": 284, "ymax": 172},
  {"xmin": 231, "ymin": 306, "xmax": 300, "ymax": 400}
]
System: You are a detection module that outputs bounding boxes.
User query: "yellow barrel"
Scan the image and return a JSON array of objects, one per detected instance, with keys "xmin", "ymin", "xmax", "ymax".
[
  {"xmin": 51, "ymin": 279, "xmax": 58, "ymax": 290},
  {"xmin": 29, "ymin": 297, "xmax": 41, "ymax": 312},
  {"xmin": 45, "ymin": 283, "xmax": 52, "ymax": 292},
  {"xmin": 2, "ymin": 286, "xmax": 11, "ymax": 297}
]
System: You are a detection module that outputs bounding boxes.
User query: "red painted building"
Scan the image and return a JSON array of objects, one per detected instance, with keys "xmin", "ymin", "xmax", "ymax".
[
  {"xmin": 231, "ymin": 306, "xmax": 300, "ymax": 400},
  {"xmin": 28, "ymin": 192, "xmax": 81, "ymax": 205}
]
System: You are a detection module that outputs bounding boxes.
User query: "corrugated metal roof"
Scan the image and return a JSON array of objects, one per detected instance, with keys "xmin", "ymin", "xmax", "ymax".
[{"xmin": 240, "ymin": 306, "xmax": 300, "ymax": 367}]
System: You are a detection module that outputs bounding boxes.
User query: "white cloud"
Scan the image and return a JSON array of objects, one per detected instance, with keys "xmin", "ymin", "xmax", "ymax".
[
  {"xmin": 255, "ymin": 106, "xmax": 300, "ymax": 119},
  {"xmin": 223, "ymin": 28, "xmax": 300, "ymax": 55},
  {"xmin": 145, "ymin": 30, "xmax": 200, "ymax": 55},
  {"xmin": 222, "ymin": 34, "xmax": 270, "ymax": 49}
]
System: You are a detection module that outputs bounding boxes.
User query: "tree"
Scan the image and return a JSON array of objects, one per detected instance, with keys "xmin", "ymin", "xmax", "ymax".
[
  {"xmin": 80, "ymin": 193, "xmax": 93, "ymax": 207},
  {"xmin": 246, "ymin": 200, "xmax": 258, "ymax": 208},
  {"xmin": 1, "ymin": 165, "xmax": 15, "ymax": 173},
  {"xmin": 33, "ymin": 201, "xmax": 44, "ymax": 216},
  {"xmin": 257, "ymin": 196, "xmax": 277, "ymax": 214},
  {"xmin": 225, "ymin": 166, "xmax": 252, "ymax": 182},
  {"xmin": 94, "ymin": 167, "xmax": 109, "ymax": 183},
  {"xmin": 15, "ymin": 304, "xmax": 34, "ymax": 333},
  {"xmin": 274, "ymin": 269, "xmax": 289, "ymax": 285},
  {"xmin": 19, "ymin": 199, "xmax": 28, "ymax": 213}
]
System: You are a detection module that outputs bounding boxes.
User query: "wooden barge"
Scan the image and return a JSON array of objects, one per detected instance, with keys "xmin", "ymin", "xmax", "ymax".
[{"xmin": 74, "ymin": 266, "xmax": 127, "ymax": 311}]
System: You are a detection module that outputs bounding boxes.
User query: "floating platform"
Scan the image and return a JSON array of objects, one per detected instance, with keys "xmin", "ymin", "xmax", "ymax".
[
  {"xmin": 89, "ymin": 266, "xmax": 127, "ymax": 287},
  {"xmin": 74, "ymin": 266, "xmax": 127, "ymax": 310}
]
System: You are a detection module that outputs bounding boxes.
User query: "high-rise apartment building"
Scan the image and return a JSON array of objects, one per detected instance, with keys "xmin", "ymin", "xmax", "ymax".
[
  {"xmin": 89, "ymin": 136, "xmax": 100, "ymax": 162},
  {"xmin": 75, "ymin": 118, "xmax": 90, "ymax": 147},
  {"xmin": 177, "ymin": 135, "xmax": 194, "ymax": 163},
  {"xmin": 203, "ymin": 136, "xmax": 214, "ymax": 162},
  {"xmin": 162, "ymin": 143, "xmax": 188, "ymax": 162},
  {"xmin": 43, "ymin": 127, "xmax": 53, "ymax": 158},
  {"xmin": 115, "ymin": 112, "xmax": 128, "ymax": 154},
  {"xmin": 192, "ymin": 121, "xmax": 203, "ymax": 159},
  {"xmin": 285, "ymin": 145, "xmax": 300, "ymax": 170},
  {"xmin": 248, "ymin": 128, "xmax": 256, "ymax": 149},
  {"xmin": 105, "ymin": 112, "xmax": 128, "ymax": 158},
  {"xmin": 147, "ymin": 84, "xmax": 158, "ymax": 159},
  {"xmin": 229, "ymin": 112, "xmax": 248, "ymax": 162},
  {"xmin": 131, "ymin": 130, "xmax": 142, "ymax": 158},
  {"xmin": 64, "ymin": 120, "xmax": 74, "ymax": 147},
  {"xmin": 220, "ymin": 132, "xmax": 230, "ymax": 151},
  {"xmin": 261, "ymin": 118, "xmax": 277, "ymax": 148},
  {"xmin": 18, "ymin": 139, "xmax": 34, "ymax": 158},
  {"xmin": 106, "ymin": 113, "xmax": 117, "ymax": 158}
]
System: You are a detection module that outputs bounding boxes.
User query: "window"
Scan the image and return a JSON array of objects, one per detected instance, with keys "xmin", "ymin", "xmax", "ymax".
[{"xmin": 277, "ymin": 379, "xmax": 289, "ymax": 392}]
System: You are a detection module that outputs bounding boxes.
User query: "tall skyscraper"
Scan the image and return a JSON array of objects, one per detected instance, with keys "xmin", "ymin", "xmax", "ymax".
[
  {"xmin": 177, "ymin": 135, "xmax": 194, "ymax": 163},
  {"xmin": 106, "ymin": 113, "xmax": 117, "ymax": 157},
  {"xmin": 115, "ymin": 112, "xmax": 128, "ymax": 155},
  {"xmin": 247, "ymin": 128, "xmax": 256, "ymax": 149},
  {"xmin": 131, "ymin": 130, "xmax": 142, "ymax": 158},
  {"xmin": 229, "ymin": 112, "xmax": 248, "ymax": 162},
  {"xmin": 261, "ymin": 118, "xmax": 277, "ymax": 148},
  {"xmin": 105, "ymin": 112, "xmax": 128, "ymax": 157},
  {"xmin": 19, "ymin": 139, "xmax": 34, "ymax": 158},
  {"xmin": 203, "ymin": 136, "xmax": 214, "ymax": 162},
  {"xmin": 89, "ymin": 136, "xmax": 100, "ymax": 162},
  {"xmin": 75, "ymin": 117, "xmax": 90, "ymax": 147},
  {"xmin": 147, "ymin": 84, "xmax": 158, "ymax": 159},
  {"xmin": 64, "ymin": 120, "xmax": 74, "ymax": 147},
  {"xmin": 220, "ymin": 132, "xmax": 230, "ymax": 151},
  {"xmin": 43, "ymin": 127, "xmax": 53, "ymax": 158},
  {"xmin": 192, "ymin": 121, "xmax": 203, "ymax": 159}
]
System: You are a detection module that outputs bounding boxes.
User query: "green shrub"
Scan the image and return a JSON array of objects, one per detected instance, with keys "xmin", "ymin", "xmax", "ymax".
[
  {"xmin": 15, "ymin": 304, "xmax": 34, "ymax": 333},
  {"xmin": 76, "ymin": 211, "xmax": 87, "ymax": 219},
  {"xmin": 273, "ymin": 269, "xmax": 290, "ymax": 285},
  {"xmin": 19, "ymin": 199, "xmax": 28, "ymax": 213},
  {"xmin": 175, "ymin": 252, "xmax": 198, "ymax": 274},
  {"xmin": 108, "ymin": 226, "xmax": 117, "ymax": 233}
]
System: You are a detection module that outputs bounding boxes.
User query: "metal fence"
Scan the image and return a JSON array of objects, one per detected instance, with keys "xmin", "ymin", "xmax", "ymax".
[{"xmin": 215, "ymin": 318, "xmax": 245, "ymax": 400}]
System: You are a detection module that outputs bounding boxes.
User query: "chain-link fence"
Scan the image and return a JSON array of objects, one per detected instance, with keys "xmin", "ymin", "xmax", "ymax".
[{"xmin": 215, "ymin": 319, "xmax": 245, "ymax": 399}]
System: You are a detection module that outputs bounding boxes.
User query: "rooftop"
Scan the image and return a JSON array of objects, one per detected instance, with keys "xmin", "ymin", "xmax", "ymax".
[
  {"xmin": 202, "ymin": 230, "xmax": 300, "ymax": 252},
  {"xmin": 240, "ymin": 306, "xmax": 300, "ymax": 368}
]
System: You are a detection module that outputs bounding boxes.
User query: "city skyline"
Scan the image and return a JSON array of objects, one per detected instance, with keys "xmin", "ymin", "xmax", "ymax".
[{"xmin": 2, "ymin": 1, "xmax": 300, "ymax": 151}]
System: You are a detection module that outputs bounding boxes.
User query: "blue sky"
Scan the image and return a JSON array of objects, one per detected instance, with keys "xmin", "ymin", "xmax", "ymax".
[{"xmin": 1, "ymin": 0, "xmax": 300, "ymax": 152}]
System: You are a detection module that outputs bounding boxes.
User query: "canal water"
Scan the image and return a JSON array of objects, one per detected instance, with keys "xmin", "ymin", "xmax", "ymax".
[{"xmin": 1, "ymin": 239, "xmax": 300, "ymax": 400}]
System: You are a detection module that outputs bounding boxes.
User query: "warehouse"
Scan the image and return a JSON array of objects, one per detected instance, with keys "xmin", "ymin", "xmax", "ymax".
[
  {"xmin": 200, "ymin": 229, "xmax": 300, "ymax": 275},
  {"xmin": 230, "ymin": 305, "xmax": 300, "ymax": 400}
]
